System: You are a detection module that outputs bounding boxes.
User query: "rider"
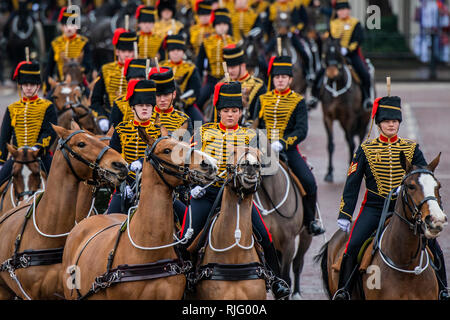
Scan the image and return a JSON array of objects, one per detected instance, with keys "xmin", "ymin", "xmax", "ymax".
[
  {"xmin": 222, "ymin": 44, "xmax": 266, "ymax": 125},
  {"xmin": 109, "ymin": 58, "xmax": 148, "ymax": 128},
  {"xmin": 230, "ymin": 0, "xmax": 261, "ymax": 42},
  {"xmin": 333, "ymin": 95, "xmax": 449, "ymax": 300},
  {"xmin": 0, "ymin": 61, "xmax": 57, "ymax": 186},
  {"xmin": 154, "ymin": 0, "xmax": 185, "ymax": 39},
  {"xmin": 195, "ymin": 7, "xmax": 235, "ymax": 110},
  {"xmin": 189, "ymin": 0, "xmax": 214, "ymax": 56},
  {"xmin": 43, "ymin": 6, "xmax": 93, "ymax": 96},
  {"xmin": 148, "ymin": 66, "xmax": 193, "ymax": 136},
  {"xmin": 254, "ymin": 55, "xmax": 325, "ymax": 236},
  {"xmin": 160, "ymin": 34, "xmax": 205, "ymax": 123},
  {"xmin": 90, "ymin": 28, "xmax": 137, "ymax": 133},
  {"xmin": 107, "ymin": 79, "xmax": 160, "ymax": 214},
  {"xmin": 308, "ymin": 0, "xmax": 372, "ymax": 110},
  {"xmin": 135, "ymin": 5, "xmax": 165, "ymax": 60},
  {"xmin": 177, "ymin": 81, "xmax": 291, "ymax": 300}
]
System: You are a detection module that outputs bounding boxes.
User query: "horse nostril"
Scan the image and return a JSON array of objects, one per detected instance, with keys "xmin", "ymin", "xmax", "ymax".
[{"xmin": 425, "ymin": 215, "xmax": 433, "ymax": 225}]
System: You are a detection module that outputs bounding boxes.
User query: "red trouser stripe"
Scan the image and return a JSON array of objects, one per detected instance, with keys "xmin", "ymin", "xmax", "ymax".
[
  {"xmin": 253, "ymin": 201, "xmax": 273, "ymax": 242},
  {"xmin": 345, "ymin": 190, "xmax": 368, "ymax": 253},
  {"xmin": 179, "ymin": 196, "xmax": 192, "ymax": 237}
]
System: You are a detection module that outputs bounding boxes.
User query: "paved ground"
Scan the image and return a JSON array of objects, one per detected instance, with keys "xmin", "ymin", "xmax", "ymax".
[{"xmin": 0, "ymin": 82, "xmax": 449, "ymax": 300}]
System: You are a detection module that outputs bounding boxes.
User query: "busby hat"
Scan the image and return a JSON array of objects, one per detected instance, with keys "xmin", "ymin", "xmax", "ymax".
[
  {"xmin": 335, "ymin": 0, "xmax": 351, "ymax": 10},
  {"xmin": 223, "ymin": 44, "xmax": 245, "ymax": 66},
  {"xmin": 165, "ymin": 34, "xmax": 186, "ymax": 51},
  {"xmin": 148, "ymin": 67, "xmax": 176, "ymax": 95},
  {"xmin": 135, "ymin": 5, "xmax": 157, "ymax": 23},
  {"xmin": 268, "ymin": 55, "xmax": 293, "ymax": 77},
  {"xmin": 371, "ymin": 96, "xmax": 402, "ymax": 125},
  {"xmin": 213, "ymin": 81, "xmax": 243, "ymax": 111},
  {"xmin": 57, "ymin": 6, "xmax": 80, "ymax": 25},
  {"xmin": 123, "ymin": 59, "xmax": 147, "ymax": 81},
  {"xmin": 212, "ymin": 8, "xmax": 231, "ymax": 26},
  {"xmin": 195, "ymin": 0, "xmax": 212, "ymax": 15},
  {"xmin": 112, "ymin": 28, "xmax": 137, "ymax": 51},
  {"xmin": 126, "ymin": 79, "xmax": 157, "ymax": 107},
  {"xmin": 157, "ymin": 0, "xmax": 176, "ymax": 17},
  {"xmin": 13, "ymin": 61, "xmax": 41, "ymax": 85}
]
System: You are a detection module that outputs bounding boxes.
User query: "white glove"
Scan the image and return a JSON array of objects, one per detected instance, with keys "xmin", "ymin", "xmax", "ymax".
[
  {"xmin": 0, "ymin": 165, "xmax": 3, "ymax": 171},
  {"xmin": 340, "ymin": 47, "xmax": 348, "ymax": 56},
  {"xmin": 191, "ymin": 186, "xmax": 206, "ymax": 199},
  {"xmin": 337, "ymin": 218, "xmax": 351, "ymax": 233},
  {"xmin": 98, "ymin": 119, "xmax": 110, "ymax": 132},
  {"xmin": 30, "ymin": 146, "xmax": 39, "ymax": 151},
  {"xmin": 129, "ymin": 160, "xmax": 143, "ymax": 172},
  {"xmin": 271, "ymin": 141, "xmax": 283, "ymax": 153},
  {"xmin": 124, "ymin": 185, "xmax": 134, "ymax": 199}
]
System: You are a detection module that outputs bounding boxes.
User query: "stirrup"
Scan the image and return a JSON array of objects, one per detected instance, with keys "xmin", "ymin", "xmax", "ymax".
[{"xmin": 332, "ymin": 288, "xmax": 351, "ymax": 300}]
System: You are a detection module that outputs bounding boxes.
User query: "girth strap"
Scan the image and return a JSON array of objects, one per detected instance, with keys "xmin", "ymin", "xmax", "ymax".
[
  {"xmin": 9, "ymin": 247, "xmax": 64, "ymax": 270},
  {"xmin": 196, "ymin": 262, "xmax": 271, "ymax": 282}
]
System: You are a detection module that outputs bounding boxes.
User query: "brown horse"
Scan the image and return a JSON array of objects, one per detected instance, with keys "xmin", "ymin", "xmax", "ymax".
[
  {"xmin": 0, "ymin": 145, "xmax": 46, "ymax": 214},
  {"xmin": 316, "ymin": 152, "xmax": 447, "ymax": 299},
  {"xmin": 252, "ymin": 153, "xmax": 312, "ymax": 299},
  {"xmin": 0, "ymin": 125, "xmax": 128, "ymax": 300},
  {"xmin": 190, "ymin": 146, "xmax": 268, "ymax": 300},
  {"xmin": 319, "ymin": 38, "xmax": 371, "ymax": 183},
  {"xmin": 61, "ymin": 127, "xmax": 218, "ymax": 300}
]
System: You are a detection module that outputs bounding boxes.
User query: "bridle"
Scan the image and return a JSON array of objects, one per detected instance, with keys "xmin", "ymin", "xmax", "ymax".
[
  {"xmin": 58, "ymin": 130, "xmax": 115, "ymax": 187},
  {"xmin": 395, "ymin": 168, "xmax": 442, "ymax": 235},
  {"xmin": 144, "ymin": 136, "xmax": 204, "ymax": 189},
  {"xmin": 226, "ymin": 150, "xmax": 262, "ymax": 200}
]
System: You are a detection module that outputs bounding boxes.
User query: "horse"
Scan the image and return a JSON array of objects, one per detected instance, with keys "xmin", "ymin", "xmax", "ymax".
[
  {"xmin": 252, "ymin": 147, "xmax": 312, "ymax": 299},
  {"xmin": 61, "ymin": 126, "xmax": 218, "ymax": 300},
  {"xmin": 0, "ymin": 146, "xmax": 46, "ymax": 215},
  {"xmin": 319, "ymin": 37, "xmax": 371, "ymax": 183},
  {"xmin": 315, "ymin": 152, "xmax": 448, "ymax": 299},
  {"xmin": 188, "ymin": 146, "xmax": 270, "ymax": 300},
  {"xmin": 0, "ymin": 125, "xmax": 128, "ymax": 300},
  {"xmin": 48, "ymin": 75, "xmax": 101, "ymax": 136}
]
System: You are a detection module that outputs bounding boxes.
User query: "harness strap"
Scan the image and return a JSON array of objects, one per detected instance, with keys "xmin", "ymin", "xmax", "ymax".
[
  {"xmin": 195, "ymin": 262, "xmax": 272, "ymax": 282},
  {"xmin": 6, "ymin": 247, "xmax": 64, "ymax": 270}
]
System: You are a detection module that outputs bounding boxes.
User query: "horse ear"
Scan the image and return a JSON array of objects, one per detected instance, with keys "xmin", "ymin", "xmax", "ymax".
[
  {"xmin": 51, "ymin": 124, "xmax": 70, "ymax": 140},
  {"xmin": 48, "ymin": 76, "xmax": 58, "ymax": 89},
  {"xmin": 400, "ymin": 151, "xmax": 412, "ymax": 173},
  {"xmin": 428, "ymin": 152, "xmax": 441, "ymax": 172},
  {"xmin": 70, "ymin": 120, "xmax": 81, "ymax": 131},
  {"xmin": 106, "ymin": 126, "xmax": 115, "ymax": 138},
  {"xmin": 137, "ymin": 127, "xmax": 155, "ymax": 147},
  {"xmin": 6, "ymin": 144, "xmax": 18, "ymax": 158},
  {"xmin": 160, "ymin": 125, "xmax": 169, "ymax": 137},
  {"xmin": 65, "ymin": 73, "xmax": 72, "ymax": 84}
]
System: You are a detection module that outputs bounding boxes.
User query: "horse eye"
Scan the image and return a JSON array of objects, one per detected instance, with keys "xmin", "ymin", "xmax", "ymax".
[
  {"xmin": 163, "ymin": 148, "xmax": 171, "ymax": 154},
  {"xmin": 77, "ymin": 142, "xmax": 86, "ymax": 148},
  {"xmin": 407, "ymin": 184, "xmax": 416, "ymax": 190}
]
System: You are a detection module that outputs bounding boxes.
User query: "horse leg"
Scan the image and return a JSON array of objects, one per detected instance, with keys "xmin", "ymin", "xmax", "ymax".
[
  {"xmin": 291, "ymin": 229, "xmax": 313, "ymax": 299},
  {"xmin": 0, "ymin": 279, "xmax": 16, "ymax": 300},
  {"xmin": 323, "ymin": 115, "xmax": 334, "ymax": 182},
  {"xmin": 344, "ymin": 129, "xmax": 356, "ymax": 164},
  {"xmin": 279, "ymin": 241, "xmax": 296, "ymax": 296}
]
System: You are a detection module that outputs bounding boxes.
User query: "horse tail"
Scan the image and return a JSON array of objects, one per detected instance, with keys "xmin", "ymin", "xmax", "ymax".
[{"xmin": 314, "ymin": 241, "xmax": 332, "ymax": 299}]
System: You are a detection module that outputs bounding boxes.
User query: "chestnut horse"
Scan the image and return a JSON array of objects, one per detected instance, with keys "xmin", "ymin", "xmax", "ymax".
[
  {"xmin": 0, "ymin": 145, "xmax": 46, "ymax": 214},
  {"xmin": 190, "ymin": 146, "xmax": 269, "ymax": 300},
  {"xmin": 61, "ymin": 126, "xmax": 218, "ymax": 300},
  {"xmin": 0, "ymin": 125, "xmax": 128, "ymax": 299},
  {"xmin": 319, "ymin": 38, "xmax": 371, "ymax": 183},
  {"xmin": 316, "ymin": 152, "xmax": 447, "ymax": 299}
]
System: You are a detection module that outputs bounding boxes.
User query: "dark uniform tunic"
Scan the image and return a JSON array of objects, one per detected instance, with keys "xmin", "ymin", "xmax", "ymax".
[{"xmin": 0, "ymin": 96, "xmax": 57, "ymax": 184}]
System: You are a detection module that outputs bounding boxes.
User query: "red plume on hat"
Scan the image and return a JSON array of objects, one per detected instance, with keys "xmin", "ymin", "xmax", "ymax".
[
  {"xmin": 135, "ymin": 4, "xmax": 145, "ymax": 19},
  {"xmin": 267, "ymin": 56, "xmax": 276, "ymax": 77},
  {"xmin": 209, "ymin": 10, "xmax": 215, "ymax": 24},
  {"xmin": 213, "ymin": 82, "xmax": 225, "ymax": 107},
  {"xmin": 371, "ymin": 97, "xmax": 383, "ymax": 119},
  {"xmin": 148, "ymin": 66, "xmax": 170, "ymax": 78},
  {"xmin": 194, "ymin": 0, "xmax": 201, "ymax": 12},
  {"xmin": 112, "ymin": 28, "xmax": 127, "ymax": 46},
  {"xmin": 13, "ymin": 61, "xmax": 31, "ymax": 80},
  {"xmin": 126, "ymin": 79, "xmax": 140, "ymax": 101},
  {"xmin": 123, "ymin": 58, "xmax": 133, "ymax": 77},
  {"xmin": 58, "ymin": 6, "xmax": 67, "ymax": 22}
]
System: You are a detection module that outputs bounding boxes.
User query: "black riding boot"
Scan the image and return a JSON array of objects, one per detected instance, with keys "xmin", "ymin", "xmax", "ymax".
[
  {"xmin": 263, "ymin": 242, "xmax": 291, "ymax": 300},
  {"xmin": 333, "ymin": 253, "xmax": 358, "ymax": 300},
  {"xmin": 302, "ymin": 193, "xmax": 325, "ymax": 236}
]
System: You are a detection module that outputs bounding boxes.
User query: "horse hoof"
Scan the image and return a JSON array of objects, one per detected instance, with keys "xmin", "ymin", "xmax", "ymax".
[{"xmin": 324, "ymin": 173, "xmax": 333, "ymax": 183}]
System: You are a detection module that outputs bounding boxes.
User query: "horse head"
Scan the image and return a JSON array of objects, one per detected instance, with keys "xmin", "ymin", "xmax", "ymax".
[
  {"xmin": 400, "ymin": 151, "xmax": 448, "ymax": 239},
  {"xmin": 322, "ymin": 37, "xmax": 345, "ymax": 80},
  {"xmin": 52, "ymin": 124, "xmax": 128, "ymax": 188},
  {"xmin": 6, "ymin": 144, "xmax": 44, "ymax": 202},
  {"xmin": 229, "ymin": 146, "xmax": 262, "ymax": 195},
  {"xmin": 137, "ymin": 126, "xmax": 218, "ymax": 188},
  {"xmin": 62, "ymin": 54, "xmax": 84, "ymax": 85},
  {"xmin": 49, "ymin": 75, "xmax": 82, "ymax": 111}
]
